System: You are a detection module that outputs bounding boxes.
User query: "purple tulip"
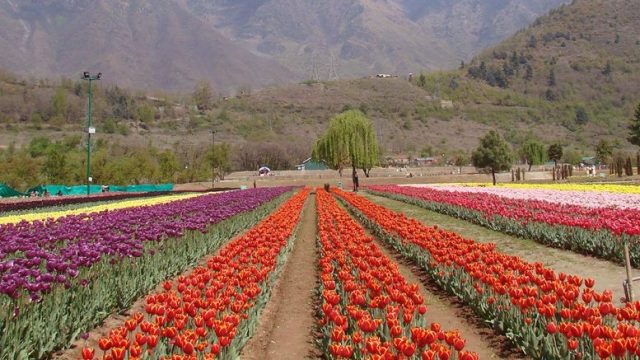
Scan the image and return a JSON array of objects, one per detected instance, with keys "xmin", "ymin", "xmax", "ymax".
[{"xmin": 0, "ymin": 187, "xmax": 292, "ymax": 300}]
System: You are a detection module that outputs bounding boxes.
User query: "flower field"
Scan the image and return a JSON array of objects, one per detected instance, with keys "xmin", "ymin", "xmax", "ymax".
[
  {"xmin": 0, "ymin": 191, "xmax": 176, "ymax": 213},
  {"xmin": 367, "ymin": 184, "xmax": 640, "ymax": 266},
  {"xmin": 335, "ymin": 188, "xmax": 640, "ymax": 359},
  {"xmin": 84, "ymin": 188, "xmax": 310, "ymax": 360},
  {"xmin": 316, "ymin": 190, "xmax": 476, "ymax": 360},
  {"xmin": 2, "ymin": 182, "xmax": 638, "ymax": 360},
  {"xmin": 414, "ymin": 184, "xmax": 640, "ymax": 210},
  {"xmin": 0, "ymin": 187, "xmax": 292, "ymax": 358},
  {"xmin": 0, "ymin": 193, "xmax": 205, "ymax": 225}
]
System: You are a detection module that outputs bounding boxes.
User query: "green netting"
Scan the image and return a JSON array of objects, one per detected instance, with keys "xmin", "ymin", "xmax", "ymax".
[
  {"xmin": 109, "ymin": 184, "xmax": 174, "ymax": 193},
  {"xmin": 25, "ymin": 184, "xmax": 174, "ymax": 196},
  {"xmin": 0, "ymin": 184, "xmax": 25, "ymax": 198}
]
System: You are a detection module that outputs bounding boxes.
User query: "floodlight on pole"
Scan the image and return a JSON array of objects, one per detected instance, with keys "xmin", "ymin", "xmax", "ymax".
[
  {"xmin": 211, "ymin": 129, "xmax": 216, "ymax": 190},
  {"xmin": 81, "ymin": 72, "xmax": 101, "ymax": 195}
]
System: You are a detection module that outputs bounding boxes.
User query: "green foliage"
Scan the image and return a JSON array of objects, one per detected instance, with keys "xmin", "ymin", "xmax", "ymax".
[
  {"xmin": 51, "ymin": 87, "xmax": 68, "ymax": 120},
  {"xmin": 105, "ymin": 86, "xmax": 136, "ymax": 119},
  {"xmin": 595, "ymin": 139, "xmax": 614, "ymax": 164},
  {"xmin": 28, "ymin": 137, "xmax": 52, "ymax": 157},
  {"xmin": 102, "ymin": 117, "xmax": 117, "ymax": 134},
  {"xmin": 471, "ymin": 130, "xmax": 513, "ymax": 184},
  {"xmin": 42, "ymin": 145, "xmax": 67, "ymax": 183},
  {"xmin": 158, "ymin": 150, "xmax": 179, "ymax": 182},
  {"xmin": 520, "ymin": 139, "xmax": 547, "ymax": 169},
  {"xmin": 193, "ymin": 81, "xmax": 213, "ymax": 111},
  {"xmin": 562, "ymin": 148, "xmax": 583, "ymax": 166},
  {"xmin": 547, "ymin": 143, "xmax": 563, "ymax": 166},
  {"xmin": 420, "ymin": 145, "xmax": 433, "ymax": 157},
  {"xmin": 209, "ymin": 143, "xmax": 231, "ymax": 180},
  {"xmin": 628, "ymin": 103, "xmax": 640, "ymax": 148},
  {"xmin": 313, "ymin": 110, "xmax": 379, "ymax": 174},
  {"xmin": 135, "ymin": 104, "xmax": 156, "ymax": 123},
  {"xmin": 548, "ymin": 69, "xmax": 556, "ymax": 87},
  {"xmin": 575, "ymin": 106, "xmax": 589, "ymax": 125}
]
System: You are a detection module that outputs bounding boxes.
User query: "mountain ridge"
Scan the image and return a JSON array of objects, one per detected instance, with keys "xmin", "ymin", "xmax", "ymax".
[{"xmin": 0, "ymin": 0, "xmax": 570, "ymax": 91}]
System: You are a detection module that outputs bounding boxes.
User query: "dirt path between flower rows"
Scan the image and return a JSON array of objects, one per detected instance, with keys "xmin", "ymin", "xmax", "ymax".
[
  {"xmin": 365, "ymin": 193, "xmax": 633, "ymax": 305},
  {"xmin": 241, "ymin": 193, "xmax": 319, "ymax": 360},
  {"xmin": 369, "ymin": 233, "xmax": 528, "ymax": 359}
]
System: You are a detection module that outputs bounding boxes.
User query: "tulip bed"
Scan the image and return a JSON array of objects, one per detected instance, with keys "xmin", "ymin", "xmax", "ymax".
[
  {"xmin": 0, "ymin": 193, "xmax": 204, "ymax": 225},
  {"xmin": 0, "ymin": 187, "xmax": 293, "ymax": 359},
  {"xmin": 316, "ymin": 189, "xmax": 477, "ymax": 360},
  {"xmin": 0, "ymin": 191, "xmax": 173, "ymax": 213},
  {"xmin": 420, "ymin": 184, "xmax": 640, "ymax": 210},
  {"xmin": 335, "ymin": 188, "xmax": 640, "ymax": 359},
  {"xmin": 84, "ymin": 188, "xmax": 310, "ymax": 360},
  {"xmin": 497, "ymin": 183, "xmax": 640, "ymax": 195},
  {"xmin": 367, "ymin": 185, "xmax": 640, "ymax": 267}
]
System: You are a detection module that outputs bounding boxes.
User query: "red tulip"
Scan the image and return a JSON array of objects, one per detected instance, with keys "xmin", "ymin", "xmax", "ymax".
[{"xmin": 81, "ymin": 347, "xmax": 94, "ymax": 360}]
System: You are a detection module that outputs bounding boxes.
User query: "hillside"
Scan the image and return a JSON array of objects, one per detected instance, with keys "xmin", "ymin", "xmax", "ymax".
[
  {"xmin": 456, "ymin": 0, "xmax": 640, "ymax": 144},
  {"xmin": 2, "ymin": 0, "xmax": 640, "ymax": 189},
  {"xmin": 0, "ymin": 0, "xmax": 293, "ymax": 91},
  {"xmin": 0, "ymin": 0, "xmax": 569, "ymax": 91},
  {"xmin": 3, "ymin": 69, "xmax": 632, "ymax": 168}
]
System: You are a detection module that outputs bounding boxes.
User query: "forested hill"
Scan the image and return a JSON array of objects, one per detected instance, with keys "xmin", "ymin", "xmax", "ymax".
[{"xmin": 460, "ymin": 0, "xmax": 640, "ymax": 139}]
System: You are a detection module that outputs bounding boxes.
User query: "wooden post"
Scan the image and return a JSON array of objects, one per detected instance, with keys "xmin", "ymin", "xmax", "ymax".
[{"xmin": 624, "ymin": 242, "xmax": 634, "ymax": 302}]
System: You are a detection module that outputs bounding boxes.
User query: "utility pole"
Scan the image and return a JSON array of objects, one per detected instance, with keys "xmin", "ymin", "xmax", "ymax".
[
  {"xmin": 211, "ymin": 129, "xmax": 216, "ymax": 190},
  {"xmin": 82, "ymin": 72, "xmax": 101, "ymax": 195}
]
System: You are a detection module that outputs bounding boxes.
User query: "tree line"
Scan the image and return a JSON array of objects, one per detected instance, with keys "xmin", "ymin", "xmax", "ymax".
[{"xmin": 0, "ymin": 136, "xmax": 230, "ymax": 191}]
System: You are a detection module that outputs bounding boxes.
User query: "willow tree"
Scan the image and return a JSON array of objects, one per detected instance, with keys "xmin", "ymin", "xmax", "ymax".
[{"xmin": 313, "ymin": 110, "xmax": 379, "ymax": 187}]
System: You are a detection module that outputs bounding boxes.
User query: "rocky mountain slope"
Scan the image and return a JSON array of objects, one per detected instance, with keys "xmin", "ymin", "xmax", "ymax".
[{"xmin": 0, "ymin": 0, "xmax": 569, "ymax": 91}]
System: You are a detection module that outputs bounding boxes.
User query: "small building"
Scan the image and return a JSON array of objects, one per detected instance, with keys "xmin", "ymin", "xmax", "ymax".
[
  {"xmin": 581, "ymin": 157, "xmax": 598, "ymax": 166},
  {"xmin": 413, "ymin": 157, "xmax": 438, "ymax": 166},
  {"xmin": 296, "ymin": 158, "xmax": 329, "ymax": 171}
]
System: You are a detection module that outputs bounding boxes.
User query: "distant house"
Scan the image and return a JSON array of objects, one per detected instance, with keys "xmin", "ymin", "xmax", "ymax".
[
  {"xmin": 581, "ymin": 156, "xmax": 598, "ymax": 166},
  {"xmin": 296, "ymin": 158, "xmax": 329, "ymax": 171},
  {"xmin": 413, "ymin": 157, "xmax": 438, "ymax": 166}
]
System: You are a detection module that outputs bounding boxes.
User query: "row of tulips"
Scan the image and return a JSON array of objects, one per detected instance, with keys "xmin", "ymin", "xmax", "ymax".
[
  {"xmin": 0, "ymin": 191, "xmax": 173, "ymax": 213},
  {"xmin": 416, "ymin": 184, "xmax": 640, "ymax": 210},
  {"xmin": 0, "ymin": 188, "xmax": 292, "ymax": 360},
  {"xmin": 367, "ymin": 185, "xmax": 640, "ymax": 267},
  {"xmin": 83, "ymin": 188, "xmax": 310, "ymax": 360},
  {"xmin": 335, "ymin": 188, "xmax": 640, "ymax": 359},
  {"xmin": 494, "ymin": 183, "xmax": 640, "ymax": 195},
  {"xmin": 0, "ymin": 193, "xmax": 204, "ymax": 225},
  {"xmin": 316, "ymin": 189, "xmax": 477, "ymax": 360},
  {"xmin": 1, "ymin": 189, "xmax": 288, "ymax": 300}
]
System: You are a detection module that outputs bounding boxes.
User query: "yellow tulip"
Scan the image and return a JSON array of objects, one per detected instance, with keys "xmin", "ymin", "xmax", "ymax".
[{"xmin": 0, "ymin": 193, "xmax": 210, "ymax": 225}]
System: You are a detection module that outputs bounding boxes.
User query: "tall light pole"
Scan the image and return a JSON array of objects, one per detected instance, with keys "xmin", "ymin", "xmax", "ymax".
[
  {"xmin": 211, "ymin": 129, "xmax": 216, "ymax": 190},
  {"xmin": 82, "ymin": 72, "xmax": 101, "ymax": 195}
]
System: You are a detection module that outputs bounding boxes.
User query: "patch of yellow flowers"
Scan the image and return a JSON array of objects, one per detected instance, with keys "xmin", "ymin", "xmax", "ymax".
[{"xmin": 0, "ymin": 193, "xmax": 208, "ymax": 225}]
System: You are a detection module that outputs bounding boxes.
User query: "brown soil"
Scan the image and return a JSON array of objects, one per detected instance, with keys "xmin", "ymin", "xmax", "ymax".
[
  {"xmin": 371, "ymin": 236, "xmax": 528, "ymax": 359},
  {"xmin": 365, "ymin": 193, "xmax": 633, "ymax": 305},
  {"xmin": 241, "ymin": 193, "xmax": 319, "ymax": 360}
]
